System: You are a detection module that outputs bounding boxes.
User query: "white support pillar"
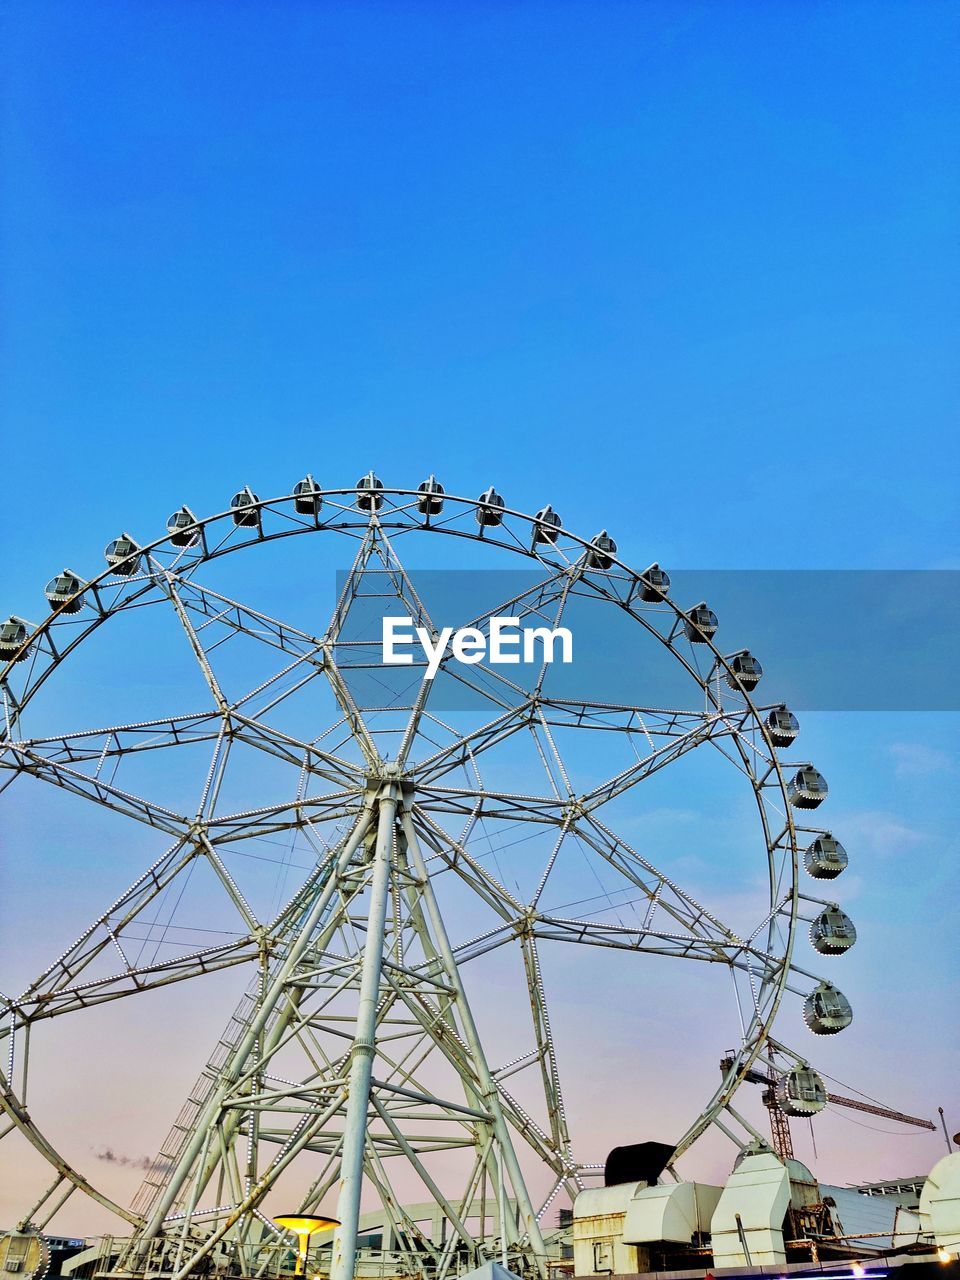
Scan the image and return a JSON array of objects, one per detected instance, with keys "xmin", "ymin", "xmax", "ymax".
[
  {"xmin": 400, "ymin": 806, "xmax": 548, "ymax": 1273},
  {"xmin": 330, "ymin": 785, "xmax": 399, "ymax": 1280}
]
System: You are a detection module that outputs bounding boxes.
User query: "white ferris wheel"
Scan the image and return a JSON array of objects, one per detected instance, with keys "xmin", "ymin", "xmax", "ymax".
[{"xmin": 0, "ymin": 476, "xmax": 858, "ymax": 1280}]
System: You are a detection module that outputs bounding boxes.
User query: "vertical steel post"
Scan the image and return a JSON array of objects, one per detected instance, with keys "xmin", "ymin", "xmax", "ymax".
[
  {"xmin": 400, "ymin": 806, "xmax": 548, "ymax": 1271},
  {"xmin": 498, "ymin": 1145, "xmax": 508, "ymax": 1268},
  {"xmin": 330, "ymin": 785, "xmax": 399, "ymax": 1280},
  {"xmin": 940, "ymin": 1106, "xmax": 953, "ymax": 1153}
]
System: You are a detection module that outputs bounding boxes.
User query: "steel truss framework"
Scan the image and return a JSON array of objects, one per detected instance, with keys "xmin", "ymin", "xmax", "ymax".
[{"xmin": 0, "ymin": 483, "xmax": 854, "ymax": 1279}]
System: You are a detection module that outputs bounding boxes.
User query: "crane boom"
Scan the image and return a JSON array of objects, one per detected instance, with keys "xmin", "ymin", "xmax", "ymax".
[
  {"xmin": 718, "ymin": 1053, "xmax": 936, "ymax": 1162},
  {"xmin": 824, "ymin": 1090, "xmax": 936, "ymax": 1129}
]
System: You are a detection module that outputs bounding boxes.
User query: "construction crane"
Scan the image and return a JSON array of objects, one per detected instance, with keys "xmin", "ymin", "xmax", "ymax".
[{"xmin": 719, "ymin": 1053, "xmax": 936, "ymax": 1161}]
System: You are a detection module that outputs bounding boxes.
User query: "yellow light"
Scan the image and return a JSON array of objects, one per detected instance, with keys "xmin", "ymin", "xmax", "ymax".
[
  {"xmin": 274, "ymin": 1216, "xmax": 339, "ymax": 1236},
  {"xmin": 273, "ymin": 1215, "xmax": 340, "ymax": 1277},
  {"xmin": 938, "ymin": 1248, "xmax": 954, "ymax": 1264},
  {"xmin": 852, "ymin": 1264, "xmax": 866, "ymax": 1278}
]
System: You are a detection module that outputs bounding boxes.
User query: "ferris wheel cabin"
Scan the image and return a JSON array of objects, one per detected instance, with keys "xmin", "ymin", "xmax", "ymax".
[
  {"xmin": 804, "ymin": 834, "xmax": 849, "ymax": 879},
  {"xmin": 44, "ymin": 570, "xmax": 85, "ymax": 612},
  {"xmin": 104, "ymin": 533, "xmax": 141, "ymax": 575}
]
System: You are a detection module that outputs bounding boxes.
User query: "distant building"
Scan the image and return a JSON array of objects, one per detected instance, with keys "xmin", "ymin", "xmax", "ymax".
[{"xmin": 854, "ymin": 1176, "xmax": 928, "ymax": 1211}]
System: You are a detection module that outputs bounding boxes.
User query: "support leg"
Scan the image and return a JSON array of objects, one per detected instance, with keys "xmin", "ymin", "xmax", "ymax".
[{"xmin": 330, "ymin": 786, "xmax": 399, "ymax": 1280}]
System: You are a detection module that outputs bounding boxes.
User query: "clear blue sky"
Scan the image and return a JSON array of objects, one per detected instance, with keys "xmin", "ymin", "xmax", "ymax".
[
  {"xmin": 1, "ymin": 0, "xmax": 958, "ymax": 1231},
  {"xmin": 2, "ymin": 0, "xmax": 958, "ymax": 576}
]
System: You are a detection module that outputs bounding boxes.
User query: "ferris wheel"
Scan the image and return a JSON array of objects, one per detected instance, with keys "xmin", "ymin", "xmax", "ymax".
[{"xmin": 0, "ymin": 476, "xmax": 857, "ymax": 1280}]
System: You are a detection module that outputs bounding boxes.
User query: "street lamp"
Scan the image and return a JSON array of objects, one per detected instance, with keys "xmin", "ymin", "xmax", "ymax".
[{"xmin": 273, "ymin": 1215, "xmax": 340, "ymax": 1276}]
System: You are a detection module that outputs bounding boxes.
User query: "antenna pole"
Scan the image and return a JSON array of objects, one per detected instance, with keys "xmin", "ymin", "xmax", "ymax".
[{"xmin": 939, "ymin": 1107, "xmax": 953, "ymax": 1154}]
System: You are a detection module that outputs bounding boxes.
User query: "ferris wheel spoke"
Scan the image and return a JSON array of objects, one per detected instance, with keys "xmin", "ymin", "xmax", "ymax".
[
  {"xmin": 528, "ymin": 711, "xmax": 574, "ymax": 803},
  {"xmin": 495, "ymin": 1079, "xmax": 571, "ymax": 1178},
  {"xmin": 13, "ymin": 835, "xmax": 194, "ymax": 1000},
  {"xmin": 531, "ymin": 568, "xmax": 579, "ymax": 701},
  {"xmin": 318, "ymin": 524, "xmax": 433, "ymax": 763},
  {"xmin": 573, "ymin": 813, "xmax": 750, "ymax": 949},
  {"xmin": 226, "ymin": 712, "xmax": 363, "ymax": 788},
  {"xmin": 151, "ymin": 571, "xmax": 374, "ymax": 760},
  {"xmin": 161, "ymin": 571, "xmax": 380, "ymax": 764},
  {"xmin": 227, "ymin": 648, "xmax": 328, "ymax": 726},
  {"xmin": 399, "ymin": 519, "xmax": 569, "ymax": 704},
  {"xmin": 1, "ymin": 709, "xmax": 359, "ymax": 823},
  {"xmin": 410, "ymin": 807, "xmax": 527, "ymax": 919},
  {"xmin": 9, "ymin": 825, "xmax": 271, "ymax": 1013},
  {"xmin": 204, "ymin": 788, "xmax": 364, "ymax": 843},
  {"xmin": 429, "ymin": 565, "xmax": 573, "ymax": 698},
  {"xmin": 395, "ymin": 591, "xmax": 558, "ymax": 770},
  {"xmin": 408, "ymin": 701, "xmax": 535, "ymax": 785},
  {"xmin": 529, "ymin": 913, "xmax": 783, "ymax": 972},
  {"xmin": 156, "ymin": 568, "xmax": 232, "ymax": 711},
  {"xmin": 0, "ymin": 710, "xmax": 224, "ymax": 773},
  {"xmin": 334, "ymin": 522, "xmax": 536, "ymax": 758},
  {"xmin": 576, "ymin": 709, "xmax": 752, "ymax": 812},
  {"xmin": 538, "ymin": 698, "xmax": 747, "ymax": 738},
  {"xmin": 414, "ymin": 784, "xmax": 565, "ymax": 825},
  {"xmin": 9, "ymin": 936, "xmax": 259, "ymax": 1027},
  {"xmin": 396, "ymin": 657, "xmax": 531, "ymax": 771},
  {"xmin": 348, "ymin": 527, "xmax": 451, "ymax": 765},
  {"xmin": 518, "ymin": 935, "xmax": 578, "ymax": 1180},
  {"xmin": 317, "ymin": 647, "xmax": 382, "ymax": 766},
  {"xmin": 4, "ymin": 745, "xmax": 190, "ymax": 835},
  {"xmin": 323, "ymin": 523, "xmax": 397, "ymax": 646},
  {"xmin": 413, "ymin": 783, "xmax": 741, "ymax": 940},
  {"xmin": 706, "ymin": 731, "xmax": 780, "ymax": 786},
  {"xmin": 448, "ymin": 922, "xmax": 520, "ymax": 966},
  {"xmin": 410, "ymin": 702, "xmax": 751, "ymax": 806},
  {"xmin": 159, "ymin": 571, "xmax": 323, "ymax": 662}
]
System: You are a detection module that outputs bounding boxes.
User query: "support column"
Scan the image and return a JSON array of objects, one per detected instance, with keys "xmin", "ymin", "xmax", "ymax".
[
  {"xmin": 330, "ymin": 785, "xmax": 399, "ymax": 1280},
  {"xmin": 400, "ymin": 806, "xmax": 548, "ymax": 1272}
]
